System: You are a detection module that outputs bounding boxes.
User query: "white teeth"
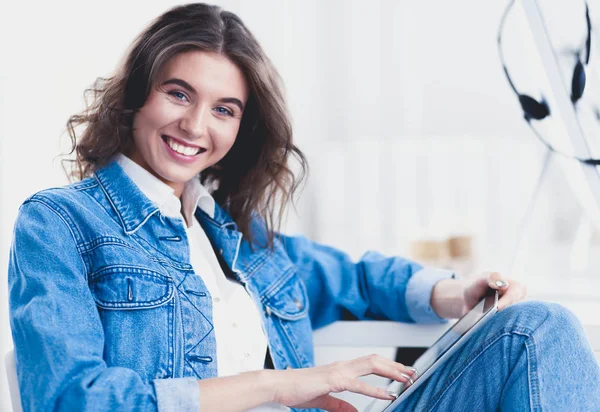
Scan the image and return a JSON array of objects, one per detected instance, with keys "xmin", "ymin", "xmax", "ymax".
[
  {"xmin": 165, "ymin": 137, "xmax": 201, "ymax": 156},
  {"xmin": 183, "ymin": 146, "xmax": 198, "ymax": 156}
]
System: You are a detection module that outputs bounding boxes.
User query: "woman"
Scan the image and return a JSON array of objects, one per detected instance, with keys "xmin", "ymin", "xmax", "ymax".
[{"xmin": 8, "ymin": 3, "xmax": 600, "ymax": 412}]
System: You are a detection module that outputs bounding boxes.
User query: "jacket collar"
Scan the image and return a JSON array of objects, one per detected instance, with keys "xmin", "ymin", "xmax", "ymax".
[
  {"xmin": 95, "ymin": 159, "xmax": 237, "ymax": 234},
  {"xmin": 94, "ymin": 160, "xmax": 160, "ymax": 235}
]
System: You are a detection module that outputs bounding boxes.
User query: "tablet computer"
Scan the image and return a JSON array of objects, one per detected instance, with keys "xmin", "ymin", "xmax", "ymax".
[{"xmin": 365, "ymin": 289, "xmax": 499, "ymax": 412}]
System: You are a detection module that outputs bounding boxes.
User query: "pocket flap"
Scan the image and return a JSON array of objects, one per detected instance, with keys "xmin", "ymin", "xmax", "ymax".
[
  {"xmin": 89, "ymin": 266, "xmax": 174, "ymax": 309},
  {"xmin": 263, "ymin": 270, "xmax": 309, "ymax": 320}
]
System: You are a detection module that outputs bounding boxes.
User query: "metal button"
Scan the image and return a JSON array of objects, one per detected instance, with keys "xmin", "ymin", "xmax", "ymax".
[
  {"xmin": 293, "ymin": 299, "xmax": 303, "ymax": 310},
  {"xmin": 265, "ymin": 306, "xmax": 272, "ymax": 316},
  {"xmin": 285, "ymin": 365, "xmax": 292, "ymax": 370},
  {"xmin": 219, "ymin": 248, "xmax": 224, "ymax": 255}
]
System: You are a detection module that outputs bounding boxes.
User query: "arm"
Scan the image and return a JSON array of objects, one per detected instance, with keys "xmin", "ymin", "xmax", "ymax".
[
  {"xmin": 8, "ymin": 199, "xmax": 197, "ymax": 412},
  {"xmin": 430, "ymin": 278, "xmax": 470, "ymax": 319},
  {"xmin": 8, "ymin": 200, "xmax": 423, "ymax": 411},
  {"xmin": 279, "ymin": 234, "xmax": 456, "ymax": 329},
  {"xmin": 197, "ymin": 355, "xmax": 416, "ymax": 411}
]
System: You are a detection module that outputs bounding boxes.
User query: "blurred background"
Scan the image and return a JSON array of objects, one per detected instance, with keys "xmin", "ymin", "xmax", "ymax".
[{"xmin": 2, "ymin": 0, "xmax": 600, "ymax": 410}]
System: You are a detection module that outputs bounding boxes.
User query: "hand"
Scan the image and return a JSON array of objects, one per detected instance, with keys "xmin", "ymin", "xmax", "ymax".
[
  {"xmin": 463, "ymin": 271, "xmax": 527, "ymax": 313},
  {"xmin": 270, "ymin": 354, "xmax": 416, "ymax": 412}
]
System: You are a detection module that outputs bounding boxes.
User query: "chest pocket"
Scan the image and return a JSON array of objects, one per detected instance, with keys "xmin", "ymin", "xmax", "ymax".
[
  {"xmin": 263, "ymin": 270, "xmax": 309, "ymax": 320},
  {"xmin": 89, "ymin": 266, "xmax": 175, "ymax": 309},
  {"xmin": 89, "ymin": 266, "xmax": 176, "ymax": 381}
]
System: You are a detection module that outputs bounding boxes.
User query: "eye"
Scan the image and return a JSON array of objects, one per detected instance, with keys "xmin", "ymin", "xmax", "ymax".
[
  {"xmin": 168, "ymin": 90, "xmax": 189, "ymax": 102},
  {"xmin": 215, "ymin": 106, "xmax": 234, "ymax": 117}
]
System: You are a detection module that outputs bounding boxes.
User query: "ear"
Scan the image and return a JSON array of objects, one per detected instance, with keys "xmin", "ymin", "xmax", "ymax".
[{"xmin": 518, "ymin": 94, "xmax": 550, "ymax": 120}]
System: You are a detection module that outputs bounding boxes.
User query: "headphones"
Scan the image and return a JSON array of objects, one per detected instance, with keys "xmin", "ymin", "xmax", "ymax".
[
  {"xmin": 498, "ymin": 0, "xmax": 600, "ymax": 165},
  {"xmin": 499, "ymin": 0, "xmax": 591, "ymax": 121}
]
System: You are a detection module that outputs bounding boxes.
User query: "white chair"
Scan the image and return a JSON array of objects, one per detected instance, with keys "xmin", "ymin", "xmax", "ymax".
[
  {"xmin": 313, "ymin": 320, "xmax": 451, "ymax": 348},
  {"xmin": 5, "ymin": 350, "xmax": 23, "ymax": 412}
]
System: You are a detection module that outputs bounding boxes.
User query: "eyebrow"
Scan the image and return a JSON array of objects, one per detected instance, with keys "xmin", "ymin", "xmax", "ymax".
[{"xmin": 162, "ymin": 78, "xmax": 245, "ymax": 111}]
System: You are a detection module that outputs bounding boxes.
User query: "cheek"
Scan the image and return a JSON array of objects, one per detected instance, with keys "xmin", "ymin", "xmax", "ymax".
[
  {"xmin": 213, "ymin": 124, "xmax": 240, "ymax": 153},
  {"xmin": 134, "ymin": 97, "xmax": 178, "ymax": 134}
]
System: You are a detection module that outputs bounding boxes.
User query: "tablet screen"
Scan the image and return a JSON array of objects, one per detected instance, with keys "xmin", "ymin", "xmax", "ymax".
[{"xmin": 384, "ymin": 289, "xmax": 498, "ymax": 399}]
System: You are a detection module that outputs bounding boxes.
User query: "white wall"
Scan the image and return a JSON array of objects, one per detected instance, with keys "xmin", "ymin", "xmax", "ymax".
[{"xmin": 2, "ymin": 1, "xmax": 600, "ymax": 410}]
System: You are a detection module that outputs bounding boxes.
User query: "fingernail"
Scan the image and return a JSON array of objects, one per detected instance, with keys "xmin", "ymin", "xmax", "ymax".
[
  {"xmin": 495, "ymin": 280, "xmax": 508, "ymax": 288},
  {"xmin": 407, "ymin": 367, "xmax": 418, "ymax": 376},
  {"xmin": 386, "ymin": 390, "xmax": 398, "ymax": 399}
]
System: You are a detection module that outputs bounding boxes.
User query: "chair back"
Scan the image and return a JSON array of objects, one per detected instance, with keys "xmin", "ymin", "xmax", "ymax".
[{"xmin": 5, "ymin": 350, "xmax": 23, "ymax": 412}]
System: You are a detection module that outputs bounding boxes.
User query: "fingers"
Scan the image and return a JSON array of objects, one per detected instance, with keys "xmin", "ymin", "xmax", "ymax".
[
  {"xmin": 342, "ymin": 377, "xmax": 398, "ymax": 401},
  {"xmin": 486, "ymin": 271, "xmax": 510, "ymax": 290},
  {"xmin": 483, "ymin": 271, "xmax": 527, "ymax": 310},
  {"xmin": 351, "ymin": 354, "xmax": 415, "ymax": 383},
  {"xmin": 323, "ymin": 354, "xmax": 415, "ymax": 401},
  {"xmin": 497, "ymin": 280, "xmax": 527, "ymax": 310}
]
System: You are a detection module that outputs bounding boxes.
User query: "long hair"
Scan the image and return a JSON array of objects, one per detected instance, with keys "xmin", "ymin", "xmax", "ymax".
[{"xmin": 64, "ymin": 3, "xmax": 308, "ymax": 248}]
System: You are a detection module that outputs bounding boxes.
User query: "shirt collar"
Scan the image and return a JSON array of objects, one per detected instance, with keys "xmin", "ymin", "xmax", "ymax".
[
  {"xmin": 94, "ymin": 157, "xmax": 235, "ymax": 235},
  {"xmin": 115, "ymin": 153, "xmax": 215, "ymax": 225}
]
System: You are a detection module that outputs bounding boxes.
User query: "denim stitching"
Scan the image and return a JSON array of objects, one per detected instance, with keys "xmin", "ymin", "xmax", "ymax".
[
  {"xmin": 177, "ymin": 283, "xmax": 208, "ymax": 316},
  {"xmin": 72, "ymin": 179, "xmax": 98, "ymax": 191},
  {"xmin": 130, "ymin": 232, "xmax": 193, "ymax": 271},
  {"xmin": 89, "ymin": 268, "xmax": 175, "ymax": 309},
  {"xmin": 89, "ymin": 265, "xmax": 173, "ymax": 280},
  {"xmin": 261, "ymin": 267, "xmax": 296, "ymax": 300},
  {"xmin": 424, "ymin": 327, "xmax": 534, "ymax": 411},
  {"xmin": 167, "ymin": 298, "xmax": 174, "ymax": 378},
  {"xmin": 94, "ymin": 173, "xmax": 130, "ymax": 233},
  {"xmin": 185, "ymin": 359, "xmax": 203, "ymax": 379},
  {"xmin": 180, "ymin": 290, "xmax": 214, "ymax": 356},
  {"xmin": 81, "ymin": 236, "xmax": 138, "ymax": 253},
  {"xmin": 24, "ymin": 198, "xmax": 89, "ymax": 277},
  {"xmin": 175, "ymin": 291, "xmax": 186, "ymax": 377},
  {"xmin": 243, "ymin": 250, "xmax": 270, "ymax": 276},
  {"xmin": 277, "ymin": 317, "xmax": 304, "ymax": 368},
  {"xmin": 524, "ymin": 336, "xmax": 541, "ymax": 411}
]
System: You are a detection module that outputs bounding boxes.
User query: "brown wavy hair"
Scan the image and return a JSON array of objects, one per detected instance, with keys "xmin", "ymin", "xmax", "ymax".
[{"xmin": 63, "ymin": 3, "xmax": 307, "ymax": 249}]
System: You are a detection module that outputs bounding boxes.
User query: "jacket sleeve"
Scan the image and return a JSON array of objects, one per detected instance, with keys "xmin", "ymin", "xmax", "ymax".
[
  {"xmin": 279, "ymin": 234, "xmax": 456, "ymax": 330},
  {"xmin": 8, "ymin": 198, "xmax": 200, "ymax": 412}
]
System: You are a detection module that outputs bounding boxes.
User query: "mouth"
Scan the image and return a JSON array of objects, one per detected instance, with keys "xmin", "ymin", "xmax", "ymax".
[{"xmin": 161, "ymin": 135, "xmax": 207, "ymax": 157}]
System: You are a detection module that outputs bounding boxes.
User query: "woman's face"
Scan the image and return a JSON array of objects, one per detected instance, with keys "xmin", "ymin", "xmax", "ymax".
[{"xmin": 127, "ymin": 50, "xmax": 249, "ymax": 197}]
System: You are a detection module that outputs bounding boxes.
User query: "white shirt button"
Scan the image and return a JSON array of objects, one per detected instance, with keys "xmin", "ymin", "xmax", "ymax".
[
  {"xmin": 231, "ymin": 322, "xmax": 238, "ymax": 328},
  {"xmin": 244, "ymin": 352, "xmax": 251, "ymax": 358},
  {"xmin": 214, "ymin": 297, "xmax": 221, "ymax": 303}
]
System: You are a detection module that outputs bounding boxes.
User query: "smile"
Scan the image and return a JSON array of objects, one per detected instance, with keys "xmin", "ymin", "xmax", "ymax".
[{"xmin": 161, "ymin": 135, "xmax": 207, "ymax": 157}]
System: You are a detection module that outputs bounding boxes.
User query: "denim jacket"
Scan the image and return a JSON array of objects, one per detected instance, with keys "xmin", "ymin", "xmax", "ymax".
[{"xmin": 8, "ymin": 160, "xmax": 453, "ymax": 412}]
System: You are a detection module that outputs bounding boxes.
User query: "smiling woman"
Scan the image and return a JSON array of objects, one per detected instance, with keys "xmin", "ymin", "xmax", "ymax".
[
  {"xmin": 64, "ymin": 3, "xmax": 305, "ymax": 248},
  {"xmin": 6, "ymin": 2, "xmax": 600, "ymax": 412},
  {"xmin": 126, "ymin": 51, "xmax": 249, "ymax": 197}
]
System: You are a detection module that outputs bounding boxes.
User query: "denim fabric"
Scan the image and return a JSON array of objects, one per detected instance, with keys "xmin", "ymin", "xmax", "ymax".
[
  {"xmin": 396, "ymin": 301, "xmax": 600, "ymax": 411},
  {"xmin": 8, "ymin": 159, "xmax": 448, "ymax": 412}
]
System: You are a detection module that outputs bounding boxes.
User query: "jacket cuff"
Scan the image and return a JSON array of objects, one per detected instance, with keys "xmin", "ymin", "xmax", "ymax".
[
  {"xmin": 153, "ymin": 377, "xmax": 200, "ymax": 412},
  {"xmin": 405, "ymin": 267, "xmax": 457, "ymax": 323}
]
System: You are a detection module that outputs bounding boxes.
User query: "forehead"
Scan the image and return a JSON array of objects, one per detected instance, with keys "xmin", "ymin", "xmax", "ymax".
[{"xmin": 158, "ymin": 50, "xmax": 248, "ymax": 101}]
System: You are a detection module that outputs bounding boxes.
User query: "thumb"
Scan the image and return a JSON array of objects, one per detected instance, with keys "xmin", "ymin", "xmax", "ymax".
[
  {"xmin": 486, "ymin": 271, "xmax": 509, "ymax": 290},
  {"xmin": 304, "ymin": 394, "xmax": 358, "ymax": 412}
]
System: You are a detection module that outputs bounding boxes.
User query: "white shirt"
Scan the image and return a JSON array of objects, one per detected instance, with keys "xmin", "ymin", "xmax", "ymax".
[{"xmin": 115, "ymin": 155, "xmax": 291, "ymax": 411}]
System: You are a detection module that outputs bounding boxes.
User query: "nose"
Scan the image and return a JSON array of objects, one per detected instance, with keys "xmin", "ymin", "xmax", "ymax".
[{"xmin": 179, "ymin": 105, "xmax": 209, "ymax": 138}]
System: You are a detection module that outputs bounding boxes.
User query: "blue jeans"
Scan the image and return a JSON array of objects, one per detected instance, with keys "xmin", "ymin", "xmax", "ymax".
[{"xmin": 398, "ymin": 301, "xmax": 600, "ymax": 411}]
